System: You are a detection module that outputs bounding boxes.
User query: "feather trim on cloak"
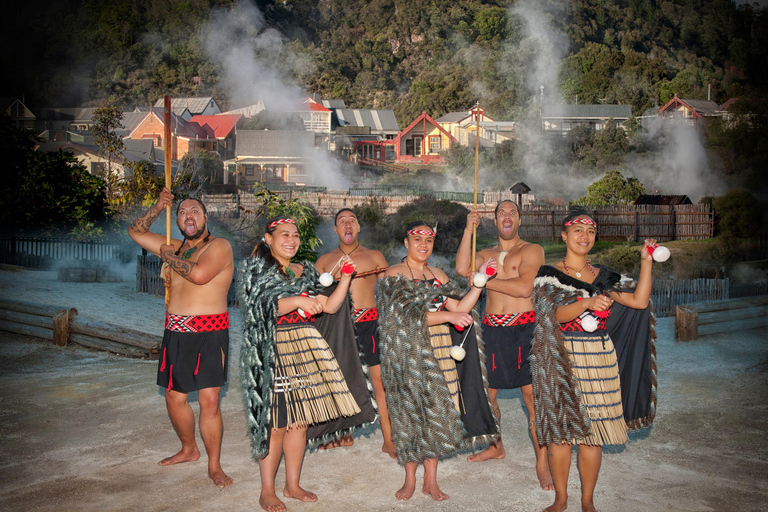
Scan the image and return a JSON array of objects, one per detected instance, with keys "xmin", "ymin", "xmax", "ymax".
[
  {"xmin": 378, "ymin": 275, "xmax": 499, "ymax": 466},
  {"xmin": 530, "ymin": 265, "xmax": 657, "ymax": 446},
  {"xmin": 238, "ymin": 257, "xmax": 374, "ymax": 460}
]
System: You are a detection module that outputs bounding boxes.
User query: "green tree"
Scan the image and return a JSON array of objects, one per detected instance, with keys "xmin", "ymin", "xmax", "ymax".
[
  {"xmin": 575, "ymin": 170, "xmax": 645, "ymax": 206},
  {"xmin": 92, "ymin": 104, "xmax": 125, "ymax": 201},
  {"xmin": 179, "ymin": 147, "xmax": 224, "ymax": 186}
]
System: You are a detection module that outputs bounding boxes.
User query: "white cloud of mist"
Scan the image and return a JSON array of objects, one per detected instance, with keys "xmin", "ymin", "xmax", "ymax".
[{"xmin": 628, "ymin": 118, "xmax": 726, "ymax": 201}]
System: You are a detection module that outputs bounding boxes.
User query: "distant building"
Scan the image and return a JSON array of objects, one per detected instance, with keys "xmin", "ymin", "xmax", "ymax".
[
  {"xmin": 633, "ymin": 194, "xmax": 692, "ymax": 206},
  {"xmin": 126, "ymin": 108, "xmax": 213, "ymax": 161},
  {"xmin": 189, "ymin": 114, "xmax": 243, "ymax": 161},
  {"xmin": 657, "ymin": 95, "xmax": 721, "ymax": 129},
  {"xmin": 32, "ymin": 107, "xmax": 96, "ymax": 133},
  {"xmin": 1, "ymin": 97, "xmax": 36, "ymax": 130},
  {"xmin": 391, "ymin": 112, "xmax": 458, "ymax": 164},
  {"xmin": 152, "ymin": 97, "xmax": 222, "ymax": 121},
  {"xmin": 223, "ymin": 130, "xmax": 317, "ymax": 186},
  {"xmin": 436, "ymin": 106, "xmax": 496, "ymax": 147},
  {"xmin": 542, "ymin": 104, "xmax": 632, "ymax": 133}
]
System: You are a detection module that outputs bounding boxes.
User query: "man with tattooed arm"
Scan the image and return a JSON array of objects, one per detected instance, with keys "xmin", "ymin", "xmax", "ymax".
[{"xmin": 128, "ymin": 187, "xmax": 234, "ymax": 489}]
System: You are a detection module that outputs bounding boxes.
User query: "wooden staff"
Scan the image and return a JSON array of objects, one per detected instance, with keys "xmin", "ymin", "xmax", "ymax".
[
  {"xmin": 472, "ymin": 103, "xmax": 480, "ymax": 272},
  {"xmin": 163, "ymin": 96, "xmax": 172, "ymax": 307}
]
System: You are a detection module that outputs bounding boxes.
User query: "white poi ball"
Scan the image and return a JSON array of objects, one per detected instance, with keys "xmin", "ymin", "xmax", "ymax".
[
  {"xmin": 318, "ymin": 272, "xmax": 334, "ymax": 287},
  {"xmin": 450, "ymin": 345, "xmax": 466, "ymax": 361},
  {"xmin": 652, "ymin": 245, "xmax": 671, "ymax": 262},
  {"xmin": 473, "ymin": 273, "xmax": 488, "ymax": 288},
  {"xmin": 581, "ymin": 314, "xmax": 599, "ymax": 333}
]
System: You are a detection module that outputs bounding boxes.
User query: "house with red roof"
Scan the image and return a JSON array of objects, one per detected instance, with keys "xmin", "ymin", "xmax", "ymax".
[
  {"xmin": 658, "ymin": 94, "xmax": 722, "ymax": 129},
  {"xmin": 291, "ymin": 98, "xmax": 333, "ymax": 149},
  {"xmin": 390, "ymin": 112, "xmax": 458, "ymax": 164},
  {"xmin": 126, "ymin": 108, "xmax": 214, "ymax": 161},
  {"xmin": 189, "ymin": 114, "xmax": 243, "ymax": 160}
]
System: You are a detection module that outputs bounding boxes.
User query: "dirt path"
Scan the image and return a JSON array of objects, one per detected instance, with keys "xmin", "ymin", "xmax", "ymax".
[{"xmin": 0, "ymin": 269, "xmax": 766, "ymax": 511}]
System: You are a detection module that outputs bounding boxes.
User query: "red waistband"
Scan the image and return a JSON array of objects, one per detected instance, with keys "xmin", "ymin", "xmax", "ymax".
[
  {"xmin": 165, "ymin": 312, "xmax": 229, "ymax": 332},
  {"xmin": 352, "ymin": 308, "xmax": 378, "ymax": 323},
  {"xmin": 561, "ymin": 316, "xmax": 608, "ymax": 332},
  {"xmin": 277, "ymin": 310, "xmax": 314, "ymax": 325},
  {"xmin": 483, "ymin": 311, "xmax": 536, "ymax": 327}
]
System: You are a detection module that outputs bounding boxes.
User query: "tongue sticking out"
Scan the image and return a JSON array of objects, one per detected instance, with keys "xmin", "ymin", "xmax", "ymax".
[
  {"xmin": 344, "ymin": 233, "xmax": 353, "ymax": 244},
  {"xmin": 501, "ymin": 224, "xmax": 513, "ymax": 235},
  {"xmin": 185, "ymin": 224, "xmax": 197, "ymax": 235}
]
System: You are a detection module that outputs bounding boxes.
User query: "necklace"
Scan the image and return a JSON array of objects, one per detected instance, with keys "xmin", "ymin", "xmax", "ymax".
[
  {"xmin": 405, "ymin": 258, "xmax": 436, "ymax": 282},
  {"xmin": 180, "ymin": 234, "xmax": 211, "ymax": 260},
  {"xmin": 284, "ymin": 266, "xmax": 296, "ymax": 279},
  {"xmin": 341, "ymin": 243, "xmax": 360, "ymax": 256},
  {"xmin": 563, "ymin": 259, "xmax": 594, "ymax": 278}
]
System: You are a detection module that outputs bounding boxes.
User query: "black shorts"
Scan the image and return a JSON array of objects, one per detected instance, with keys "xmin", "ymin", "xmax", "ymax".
[
  {"xmin": 353, "ymin": 318, "xmax": 381, "ymax": 367},
  {"xmin": 482, "ymin": 313, "xmax": 535, "ymax": 390},
  {"xmin": 157, "ymin": 313, "xmax": 229, "ymax": 393}
]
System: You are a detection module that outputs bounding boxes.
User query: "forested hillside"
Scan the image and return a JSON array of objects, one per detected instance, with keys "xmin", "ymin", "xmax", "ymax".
[{"xmin": 5, "ymin": 0, "xmax": 766, "ymax": 124}]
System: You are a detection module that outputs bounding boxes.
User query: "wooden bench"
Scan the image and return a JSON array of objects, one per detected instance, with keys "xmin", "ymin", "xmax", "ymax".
[{"xmin": 675, "ymin": 296, "xmax": 768, "ymax": 341}]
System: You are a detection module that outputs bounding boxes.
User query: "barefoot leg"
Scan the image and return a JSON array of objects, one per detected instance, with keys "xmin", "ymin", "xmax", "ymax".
[
  {"xmin": 198, "ymin": 387, "xmax": 232, "ymax": 488},
  {"xmin": 282, "ymin": 426, "xmax": 317, "ymax": 502},
  {"xmin": 259, "ymin": 427, "xmax": 287, "ymax": 512},
  {"xmin": 545, "ymin": 443, "xmax": 572, "ymax": 512},
  {"xmin": 159, "ymin": 389, "xmax": 201, "ymax": 465},
  {"xmin": 468, "ymin": 389, "xmax": 505, "ymax": 462},
  {"xmin": 370, "ymin": 365, "xmax": 396, "ymax": 458},
  {"xmin": 577, "ymin": 445, "xmax": 602, "ymax": 512},
  {"xmin": 395, "ymin": 462, "xmax": 417, "ymax": 500},
  {"xmin": 522, "ymin": 384, "xmax": 553, "ymax": 490},
  {"xmin": 422, "ymin": 458, "xmax": 449, "ymax": 501}
]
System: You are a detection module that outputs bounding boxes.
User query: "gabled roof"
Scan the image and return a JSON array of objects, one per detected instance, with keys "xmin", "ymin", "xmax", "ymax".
[
  {"xmin": 1, "ymin": 97, "xmax": 35, "ymax": 118},
  {"xmin": 435, "ymin": 106, "xmax": 491, "ymax": 124},
  {"xmin": 334, "ymin": 109, "xmax": 399, "ymax": 132},
  {"xmin": 396, "ymin": 112, "xmax": 459, "ymax": 145},
  {"xmin": 32, "ymin": 107, "xmax": 96, "ymax": 122},
  {"xmin": 322, "ymin": 99, "xmax": 346, "ymax": 109},
  {"xmin": 189, "ymin": 114, "xmax": 242, "ymax": 139},
  {"xmin": 633, "ymin": 194, "xmax": 692, "ymax": 206},
  {"xmin": 542, "ymin": 104, "xmax": 632, "ymax": 119},
  {"xmin": 132, "ymin": 108, "xmax": 209, "ymax": 140},
  {"xmin": 153, "ymin": 97, "xmax": 219, "ymax": 115},
  {"xmin": 719, "ymin": 98, "xmax": 740, "ymax": 111},
  {"xmin": 120, "ymin": 111, "xmax": 149, "ymax": 134},
  {"xmin": 235, "ymin": 130, "xmax": 315, "ymax": 157},
  {"xmin": 658, "ymin": 95, "xmax": 720, "ymax": 118},
  {"xmin": 295, "ymin": 98, "xmax": 331, "ymax": 113}
]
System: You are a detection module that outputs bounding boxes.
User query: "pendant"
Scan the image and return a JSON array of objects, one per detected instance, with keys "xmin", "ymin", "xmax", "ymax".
[
  {"xmin": 575, "ymin": 271, "xmax": 582, "ymax": 278},
  {"xmin": 181, "ymin": 246, "xmax": 198, "ymax": 260}
]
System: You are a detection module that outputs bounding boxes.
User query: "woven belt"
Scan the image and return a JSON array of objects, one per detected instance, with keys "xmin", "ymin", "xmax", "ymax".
[
  {"xmin": 277, "ymin": 310, "xmax": 314, "ymax": 325},
  {"xmin": 352, "ymin": 308, "xmax": 378, "ymax": 323},
  {"xmin": 165, "ymin": 312, "xmax": 229, "ymax": 332},
  {"xmin": 483, "ymin": 311, "xmax": 536, "ymax": 327}
]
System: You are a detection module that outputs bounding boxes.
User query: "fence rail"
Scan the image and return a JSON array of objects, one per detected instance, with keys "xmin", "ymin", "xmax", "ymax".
[
  {"xmin": 651, "ymin": 278, "xmax": 730, "ymax": 317},
  {"xmin": 0, "ymin": 236, "xmax": 123, "ymax": 269},
  {"xmin": 202, "ymin": 192, "xmax": 713, "ymax": 242}
]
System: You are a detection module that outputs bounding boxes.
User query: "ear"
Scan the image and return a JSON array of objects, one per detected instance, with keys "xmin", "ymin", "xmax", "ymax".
[{"xmin": 561, "ymin": 230, "xmax": 567, "ymax": 243}]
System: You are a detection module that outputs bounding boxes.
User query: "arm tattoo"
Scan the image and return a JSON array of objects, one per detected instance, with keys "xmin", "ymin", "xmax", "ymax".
[
  {"xmin": 130, "ymin": 207, "xmax": 161, "ymax": 234},
  {"xmin": 161, "ymin": 248, "xmax": 195, "ymax": 279}
]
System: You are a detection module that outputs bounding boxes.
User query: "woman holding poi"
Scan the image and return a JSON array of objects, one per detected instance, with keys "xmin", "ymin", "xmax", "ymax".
[
  {"xmin": 239, "ymin": 216, "xmax": 362, "ymax": 512},
  {"xmin": 379, "ymin": 221, "xmax": 499, "ymax": 501},
  {"xmin": 530, "ymin": 207, "xmax": 658, "ymax": 512}
]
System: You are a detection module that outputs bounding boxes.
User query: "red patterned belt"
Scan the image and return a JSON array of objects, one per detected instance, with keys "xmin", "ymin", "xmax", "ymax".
[
  {"xmin": 165, "ymin": 311, "xmax": 229, "ymax": 332},
  {"xmin": 276, "ymin": 310, "xmax": 314, "ymax": 325},
  {"xmin": 561, "ymin": 316, "xmax": 608, "ymax": 332},
  {"xmin": 352, "ymin": 308, "xmax": 378, "ymax": 323},
  {"xmin": 483, "ymin": 311, "xmax": 536, "ymax": 327}
]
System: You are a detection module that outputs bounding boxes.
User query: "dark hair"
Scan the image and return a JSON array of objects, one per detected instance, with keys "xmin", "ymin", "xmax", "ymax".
[
  {"xmin": 404, "ymin": 220, "xmax": 433, "ymax": 238},
  {"xmin": 334, "ymin": 208, "xmax": 355, "ymax": 224},
  {"xmin": 561, "ymin": 206, "xmax": 595, "ymax": 231},
  {"xmin": 494, "ymin": 200, "xmax": 520, "ymax": 218},
  {"xmin": 176, "ymin": 197, "xmax": 207, "ymax": 216},
  {"xmin": 251, "ymin": 215, "xmax": 297, "ymax": 277}
]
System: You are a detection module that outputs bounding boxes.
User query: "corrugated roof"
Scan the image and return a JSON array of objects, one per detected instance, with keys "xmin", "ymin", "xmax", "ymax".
[
  {"xmin": 322, "ymin": 99, "xmax": 346, "ymax": 109},
  {"xmin": 542, "ymin": 104, "xmax": 632, "ymax": 119},
  {"xmin": 235, "ymin": 130, "xmax": 315, "ymax": 157},
  {"xmin": 153, "ymin": 97, "xmax": 218, "ymax": 115},
  {"xmin": 680, "ymin": 98, "xmax": 720, "ymax": 116},
  {"xmin": 335, "ymin": 109, "xmax": 399, "ymax": 132},
  {"xmin": 435, "ymin": 112, "xmax": 470, "ymax": 123}
]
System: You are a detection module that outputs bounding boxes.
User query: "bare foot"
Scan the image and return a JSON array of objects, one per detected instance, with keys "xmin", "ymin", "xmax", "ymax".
[
  {"xmin": 581, "ymin": 502, "xmax": 597, "ymax": 512},
  {"xmin": 283, "ymin": 486, "xmax": 318, "ymax": 502},
  {"xmin": 259, "ymin": 493, "xmax": 286, "ymax": 512},
  {"xmin": 339, "ymin": 435, "xmax": 354, "ymax": 447},
  {"xmin": 316, "ymin": 439, "xmax": 340, "ymax": 450},
  {"xmin": 395, "ymin": 477, "xmax": 416, "ymax": 500},
  {"xmin": 382, "ymin": 440, "xmax": 397, "ymax": 459},
  {"xmin": 467, "ymin": 442, "xmax": 505, "ymax": 462},
  {"xmin": 209, "ymin": 467, "xmax": 233, "ymax": 489},
  {"xmin": 537, "ymin": 459, "xmax": 554, "ymax": 491},
  {"xmin": 544, "ymin": 497, "xmax": 568, "ymax": 512},
  {"xmin": 423, "ymin": 481, "xmax": 449, "ymax": 501},
  {"xmin": 158, "ymin": 447, "xmax": 200, "ymax": 466}
]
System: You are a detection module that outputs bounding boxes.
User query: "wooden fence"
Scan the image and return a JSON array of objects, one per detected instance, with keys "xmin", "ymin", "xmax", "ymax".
[
  {"xmin": 202, "ymin": 192, "xmax": 713, "ymax": 242},
  {"xmin": 651, "ymin": 278, "xmax": 730, "ymax": 317},
  {"xmin": 0, "ymin": 236, "xmax": 123, "ymax": 269}
]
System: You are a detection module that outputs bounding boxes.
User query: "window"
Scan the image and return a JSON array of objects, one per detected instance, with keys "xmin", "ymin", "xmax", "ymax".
[
  {"xmin": 245, "ymin": 165, "xmax": 254, "ymax": 176},
  {"xmin": 429, "ymin": 136, "xmax": 440, "ymax": 151}
]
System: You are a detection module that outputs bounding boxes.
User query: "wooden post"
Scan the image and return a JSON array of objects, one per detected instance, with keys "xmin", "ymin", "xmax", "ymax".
[
  {"xmin": 675, "ymin": 305, "xmax": 698, "ymax": 341},
  {"xmin": 52, "ymin": 309, "xmax": 70, "ymax": 346}
]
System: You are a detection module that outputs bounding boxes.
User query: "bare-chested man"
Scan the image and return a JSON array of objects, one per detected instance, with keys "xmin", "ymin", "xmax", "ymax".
[
  {"xmin": 128, "ymin": 187, "xmax": 233, "ymax": 489},
  {"xmin": 315, "ymin": 208, "xmax": 395, "ymax": 457},
  {"xmin": 455, "ymin": 200, "xmax": 552, "ymax": 490}
]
